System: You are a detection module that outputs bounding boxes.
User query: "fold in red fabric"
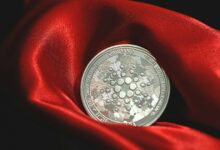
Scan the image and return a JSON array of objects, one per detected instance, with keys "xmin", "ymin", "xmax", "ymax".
[{"xmin": 2, "ymin": 0, "xmax": 220, "ymax": 149}]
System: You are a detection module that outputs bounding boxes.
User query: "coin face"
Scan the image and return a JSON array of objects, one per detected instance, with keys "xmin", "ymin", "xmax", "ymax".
[{"xmin": 81, "ymin": 44, "xmax": 170, "ymax": 126}]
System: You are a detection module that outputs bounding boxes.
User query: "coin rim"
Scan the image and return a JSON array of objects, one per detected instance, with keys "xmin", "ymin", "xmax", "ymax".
[{"xmin": 80, "ymin": 44, "xmax": 170, "ymax": 126}]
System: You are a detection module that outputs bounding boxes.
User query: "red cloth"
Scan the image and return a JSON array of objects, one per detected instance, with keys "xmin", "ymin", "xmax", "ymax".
[{"xmin": 2, "ymin": 0, "xmax": 220, "ymax": 149}]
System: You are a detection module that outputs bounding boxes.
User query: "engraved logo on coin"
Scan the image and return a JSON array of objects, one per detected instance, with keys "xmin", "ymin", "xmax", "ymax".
[{"xmin": 81, "ymin": 44, "xmax": 170, "ymax": 126}]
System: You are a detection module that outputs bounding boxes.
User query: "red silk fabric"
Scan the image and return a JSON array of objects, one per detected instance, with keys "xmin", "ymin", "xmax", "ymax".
[{"xmin": 2, "ymin": 0, "xmax": 220, "ymax": 149}]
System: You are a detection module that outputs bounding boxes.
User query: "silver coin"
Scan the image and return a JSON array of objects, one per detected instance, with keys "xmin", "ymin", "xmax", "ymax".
[{"xmin": 81, "ymin": 44, "xmax": 170, "ymax": 126}]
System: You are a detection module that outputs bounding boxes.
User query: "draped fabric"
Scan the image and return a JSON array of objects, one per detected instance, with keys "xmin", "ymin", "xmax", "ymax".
[{"xmin": 1, "ymin": 0, "xmax": 220, "ymax": 149}]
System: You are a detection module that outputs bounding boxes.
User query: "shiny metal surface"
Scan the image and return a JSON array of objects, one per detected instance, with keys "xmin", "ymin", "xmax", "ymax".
[{"xmin": 81, "ymin": 44, "xmax": 170, "ymax": 126}]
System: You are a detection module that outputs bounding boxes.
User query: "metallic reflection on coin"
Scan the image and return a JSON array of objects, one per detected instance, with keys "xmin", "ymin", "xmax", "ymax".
[{"xmin": 81, "ymin": 44, "xmax": 170, "ymax": 126}]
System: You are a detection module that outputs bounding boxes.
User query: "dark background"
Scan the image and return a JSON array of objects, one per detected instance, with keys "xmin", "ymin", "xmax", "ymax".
[{"xmin": 1, "ymin": 0, "xmax": 219, "ymax": 150}]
